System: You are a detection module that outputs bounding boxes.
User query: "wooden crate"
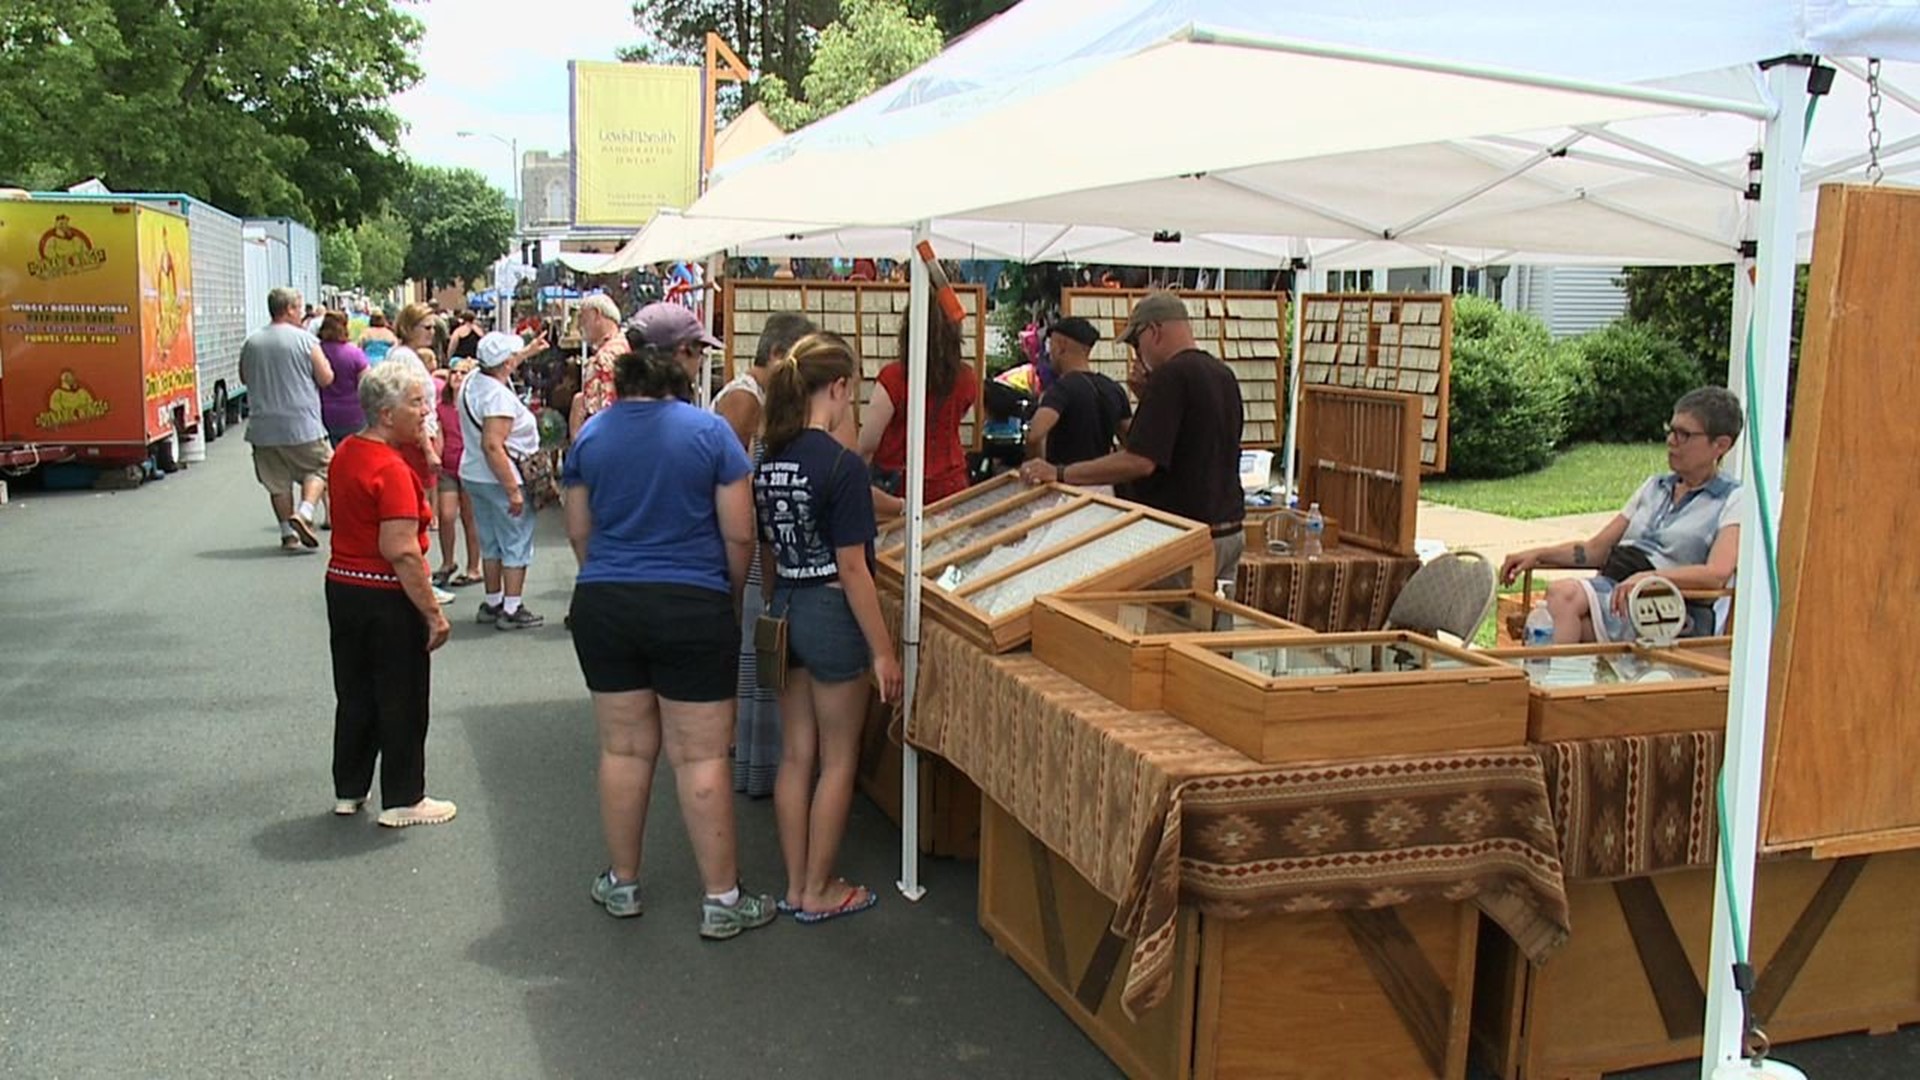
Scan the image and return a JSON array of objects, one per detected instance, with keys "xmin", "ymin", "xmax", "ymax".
[
  {"xmin": 1473, "ymin": 849, "xmax": 1920, "ymax": 1080},
  {"xmin": 856, "ymin": 693, "xmax": 979, "ymax": 858},
  {"xmin": 1161, "ymin": 632, "xmax": 1527, "ymax": 764},
  {"xmin": 982, "ymin": 797, "xmax": 1480, "ymax": 1080},
  {"xmin": 1482, "ymin": 644, "xmax": 1731, "ymax": 741},
  {"xmin": 1297, "ymin": 292, "xmax": 1453, "ymax": 472},
  {"xmin": 1031, "ymin": 591, "xmax": 1308, "ymax": 710},
  {"xmin": 1298, "ymin": 386, "xmax": 1421, "ymax": 556}
]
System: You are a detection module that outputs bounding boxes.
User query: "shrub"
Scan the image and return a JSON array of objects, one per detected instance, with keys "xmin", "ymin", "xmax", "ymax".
[
  {"xmin": 1567, "ymin": 320, "xmax": 1705, "ymax": 442},
  {"xmin": 1443, "ymin": 297, "xmax": 1574, "ymax": 478}
]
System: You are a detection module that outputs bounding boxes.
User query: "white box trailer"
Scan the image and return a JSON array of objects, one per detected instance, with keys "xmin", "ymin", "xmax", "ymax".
[{"xmin": 246, "ymin": 217, "xmax": 321, "ymax": 310}]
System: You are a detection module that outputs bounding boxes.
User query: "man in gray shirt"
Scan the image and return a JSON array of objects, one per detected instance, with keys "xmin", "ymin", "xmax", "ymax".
[{"xmin": 240, "ymin": 287, "xmax": 335, "ymax": 551}]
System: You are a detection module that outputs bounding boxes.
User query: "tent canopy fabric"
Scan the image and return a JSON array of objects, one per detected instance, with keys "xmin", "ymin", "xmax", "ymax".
[
  {"xmin": 713, "ymin": 103, "xmax": 785, "ymax": 169},
  {"xmin": 547, "ymin": 252, "xmax": 612, "ymax": 274}
]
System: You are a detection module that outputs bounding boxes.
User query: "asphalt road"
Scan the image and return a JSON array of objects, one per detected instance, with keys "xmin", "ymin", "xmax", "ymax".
[{"xmin": 1, "ymin": 437, "xmax": 1914, "ymax": 1080}]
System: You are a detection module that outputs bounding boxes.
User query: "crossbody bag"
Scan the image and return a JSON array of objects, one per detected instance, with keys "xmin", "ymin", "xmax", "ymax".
[{"xmin": 463, "ymin": 382, "xmax": 559, "ymax": 510}]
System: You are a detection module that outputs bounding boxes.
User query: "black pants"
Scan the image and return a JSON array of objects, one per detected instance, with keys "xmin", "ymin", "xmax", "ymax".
[{"xmin": 326, "ymin": 580, "xmax": 432, "ymax": 809}]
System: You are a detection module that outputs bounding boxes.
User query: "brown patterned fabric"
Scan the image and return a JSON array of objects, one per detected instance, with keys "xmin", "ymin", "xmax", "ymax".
[
  {"xmin": 905, "ymin": 617, "xmax": 1571, "ymax": 1019},
  {"xmin": 1538, "ymin": 731, "xmax": 1723, "ymax": 881},
  {"xmin": 1235, "ymin": 544, "xmax": 1422, "ymax": 632}
]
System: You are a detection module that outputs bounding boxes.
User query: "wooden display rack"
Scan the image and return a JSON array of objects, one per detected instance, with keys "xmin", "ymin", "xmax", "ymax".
[
  {"xmin": 982, "ymin": 797, "xmax": 1482, "ymax": 1080},
  {"xmin": 1483, "ymin": 644, "xmax": 1730, "ymax": 741},
  {"xmin": 1060, "ymin": 288, "xmax": 1288, "ymax": 448},
  {"xmin": 1474, "ymin": 849, "xmax": 1920, "ymax": 1080},
  {"xmin": 724, "ymin": 279, "xmax": 989, "ymax": 449},
  {"xmin": 856, "ymin": 694, "xmax": 980, "ymax": 858},
  {"xmin": 1298, "ymin": 292, "xmax": 1452, "ymax": 472},
  {"xmin": 1298, "ymin": 385, "xmax": 1422, "ymax": 555},
  {"xmin": 1161, "ymin": 632, "xmax": 1527, "ymax": 764},
  {"xmin": 1030, "ymin": 591, "xmax": 1307, "ymax": 710}
]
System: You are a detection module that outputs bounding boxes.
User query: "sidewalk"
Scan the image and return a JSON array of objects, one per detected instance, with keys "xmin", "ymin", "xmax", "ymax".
[{"xmin": 1415, "ymin": 501, "xmax": 1616, "ymax": 568}]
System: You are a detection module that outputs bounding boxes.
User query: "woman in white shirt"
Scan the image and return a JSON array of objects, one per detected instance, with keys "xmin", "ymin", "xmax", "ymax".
[{"xmin": 460, "ymin": 331, "xmax": 549, "ymax": 630}]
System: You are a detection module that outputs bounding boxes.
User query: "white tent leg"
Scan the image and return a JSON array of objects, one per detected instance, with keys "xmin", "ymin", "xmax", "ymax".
[
  {"xmin": 1700, "ymin": 59, "xmax": 1805, "ymax": 1080},
  {"xmin": 1725, "ymin": 252, "xmax": 1755, "ymax": 482},
  {"xmin": 897, "ymin": 220, "xmax": 932, "ymax": 903}
]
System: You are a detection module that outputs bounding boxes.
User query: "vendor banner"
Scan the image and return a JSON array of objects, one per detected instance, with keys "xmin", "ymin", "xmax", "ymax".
[{"xmin": 569, "ymin": 61, "xmax": 702, "ymax": 227}]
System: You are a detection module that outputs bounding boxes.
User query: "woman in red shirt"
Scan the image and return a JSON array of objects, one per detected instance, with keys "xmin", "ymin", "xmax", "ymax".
[
  {"xmin": 858, "ymin": 307, "xmax": 978, "ymax": 505},
  {"xmin": 325, "ymin": 362, "xmax": 455, "ymax": 828}
]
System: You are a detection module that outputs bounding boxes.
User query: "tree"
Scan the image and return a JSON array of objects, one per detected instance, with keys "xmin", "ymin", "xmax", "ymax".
[
  {"xmin": 321, "ymin": 230, "xmax": 362, "ymax": 288},
  {"xmin": 353, "ymin": 210, "xmax": 412, "ymax": 294},
  {"xmin": 756, "ymin": 0, "xmax": 943, "ymax": 130},
  {"xmin": 0, "ymin": 0, "xmax": 421, "ymax": 229},
  {"xmin": 1621, "ymin": 264, "xmax": 1809, "ymax": 387},
  {"xmin": 629, "ymin": 1, "xmax": 838, "ymax": 93},
  {"xmin": 910, "ymin": 0, "xmax": 1017, "ymax": 39},
  {"xmin": 394, "ymin": 167, "xmax": 513, "ymax": 288}
]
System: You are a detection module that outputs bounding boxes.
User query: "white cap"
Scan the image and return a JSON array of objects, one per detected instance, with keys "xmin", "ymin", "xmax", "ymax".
[{"xmin": 476, "ymin": 331, "xmax": 522, "ymax": 368}]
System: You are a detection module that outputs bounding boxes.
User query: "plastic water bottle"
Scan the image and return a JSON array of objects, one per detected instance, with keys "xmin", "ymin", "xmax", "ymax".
[
  {"xmin": 1302, "ymin": 503, "xmax": 1325, "ymax": 560},
  {"xmin": 1524, "ymin": 600, "xmax": 1555, "ymax": 648}
]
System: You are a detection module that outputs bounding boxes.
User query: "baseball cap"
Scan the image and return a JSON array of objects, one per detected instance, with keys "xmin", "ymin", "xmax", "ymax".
[
  {"xmin": 476, "ymin": 331, "xmax": 522, "ymax": 369},
  {"xmin": 580, "ymin": 294, "xmax": 620, "ymax": 322},
  {"xmin": 626, "ymin": 302, "xmax": 723, "ymax": 350},
  {"xmin": 1048, "ymin": 316, "xmax": 1101, "ymax": 349},
  {"xmin": 1118, "ymin": 291, "xmax": 1190, "ymax": 346}
]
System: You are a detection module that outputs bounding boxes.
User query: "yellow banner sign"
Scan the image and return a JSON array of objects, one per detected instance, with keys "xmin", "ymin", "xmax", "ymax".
[{"xmin": 570, "ymin": 61, "xmax": 702, "ymax": 227}]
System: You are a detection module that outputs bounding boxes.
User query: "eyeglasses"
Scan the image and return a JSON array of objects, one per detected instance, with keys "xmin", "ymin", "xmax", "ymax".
[{"xmin": 1666, "ymin": 426, "xmax": 1709, "ymax": 444}]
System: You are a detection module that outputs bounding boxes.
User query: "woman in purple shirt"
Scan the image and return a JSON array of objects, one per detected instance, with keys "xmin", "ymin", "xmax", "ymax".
[{"xmin": 317, "ymin": 313, "xmax": 371, "ymax": 447}]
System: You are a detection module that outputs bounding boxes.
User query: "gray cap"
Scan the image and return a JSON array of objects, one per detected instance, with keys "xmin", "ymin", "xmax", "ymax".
[{"xmin": 1118, "ymin": 291, "xmax": 1190, "ymax": 345}]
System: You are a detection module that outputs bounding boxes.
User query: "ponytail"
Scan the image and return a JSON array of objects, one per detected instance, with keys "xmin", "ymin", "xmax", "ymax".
[{"xmin": 763, "ymin": 332, "xmax": 857, "ymax": 453}]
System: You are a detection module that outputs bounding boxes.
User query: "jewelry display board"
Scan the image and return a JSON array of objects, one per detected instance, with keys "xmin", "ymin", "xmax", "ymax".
[
  {"xmin": 1484, "ymin": 643, "xmax": 1730, "ymax": 741},
  {"xmin": 1031, "ymin": 590, "xmax": 1307, "ymax": 710},
  {"xmin": 724, "ymin": 279, "xmax": 989, "ymax": 450},
  {"xmin": 1059, "ymin": 288, "xmax": 1287, "ymax": 448},
  {"xmin": 1298, "ymin": 292, "xmax": 1453, "ymax": 471},
  {"xmin": 1161, "ymin": 631, "xmax": 1527, "ymax": 763},
  {"xmin": 1298, "ymin": 386, "xmax": 1422, "ymax": 555}
]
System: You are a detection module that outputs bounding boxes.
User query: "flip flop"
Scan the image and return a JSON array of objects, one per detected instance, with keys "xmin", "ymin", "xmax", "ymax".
[
  {"xmin": 447, "ymin": 572, "xmax": 481, "ymax": 587},
  {"xmin": 792, "ymin": 884, "xmax": 877, "ymax": 925},
  {"xmin": 776, "ymin": 899, "xmax": 799, "ymax": 915},
  {"xmin": 432, "ymin": 568, "xmax": 455, "ymax": 587}
]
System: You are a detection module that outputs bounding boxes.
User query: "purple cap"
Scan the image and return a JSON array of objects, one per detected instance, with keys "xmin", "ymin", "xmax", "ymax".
[{"xmin": 626, "ymin": 302, "xmax": 723, "ymax": 350}]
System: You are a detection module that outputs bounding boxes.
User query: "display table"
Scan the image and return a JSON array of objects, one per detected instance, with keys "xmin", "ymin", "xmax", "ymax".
[
  {"xmin": 909, "ymin": 618, "xmax": 1571, "ymax": 1079},
  {"xmin": 1234, "ymin": 544, "xmax": 1422, "ymax": 632},
  {"xmin": 1473, "ymin": 730, "xmax": 1920, "ymax": 1079}
]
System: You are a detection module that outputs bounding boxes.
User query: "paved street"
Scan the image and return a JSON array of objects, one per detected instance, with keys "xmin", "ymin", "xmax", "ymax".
[{"xmin": 2, "ymin": 439, "xmax": 1916, "ymax": 1080}]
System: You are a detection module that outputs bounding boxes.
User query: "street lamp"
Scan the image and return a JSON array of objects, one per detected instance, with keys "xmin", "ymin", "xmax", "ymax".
[{"xmin": 458, "ymin": 129, "xmax": 520, "ymax": 330}]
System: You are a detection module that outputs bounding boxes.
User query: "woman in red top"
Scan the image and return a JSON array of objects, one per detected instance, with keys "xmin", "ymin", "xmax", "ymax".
[
  {"xmin": 325, "ymin": 362, "xmax": 456, "ymax": 829},
  {"xmin": 858, "ymin": 307, "xmax": 978, "ymax": 505}
]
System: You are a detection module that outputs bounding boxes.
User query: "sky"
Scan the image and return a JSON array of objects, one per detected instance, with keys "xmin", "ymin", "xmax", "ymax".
[{"xmin": 391, "ymin": 0, "xmax": 648, "ymax": 199}]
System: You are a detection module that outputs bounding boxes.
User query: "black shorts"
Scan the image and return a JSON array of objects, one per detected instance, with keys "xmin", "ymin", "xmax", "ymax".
[{"xmin": 569, "ymin": 582, "xmax": 737, "ymax": 702}]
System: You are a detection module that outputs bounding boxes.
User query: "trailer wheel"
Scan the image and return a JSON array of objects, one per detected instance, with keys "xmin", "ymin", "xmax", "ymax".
[
  {"xmin": 218, "ymin": 385, "xmax": 240, "ymax": 427},
  {"xmin": 153, "ymin": 429, "xmax": 181, "ymax": 474}
]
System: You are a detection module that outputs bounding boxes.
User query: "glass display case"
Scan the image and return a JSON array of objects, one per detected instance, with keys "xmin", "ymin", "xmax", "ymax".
[
  {"xmin": 1030, "ymin": 591, "xmax": 1307, "ymax": 709},
  {"xmin": 1652, "ymin": 636, "xmax": 1733, "ymax": 673},
  {"xmin": 1485, "ymin": 643, "xmax": 1731, "ymax": 740},
  {"xmin": 875, "ymin": 472, "xmax": 1030, "ymax": 563},
  {"xmin": 1161, "ymin": 632, "xmax": 1528, "ymax": 763}
]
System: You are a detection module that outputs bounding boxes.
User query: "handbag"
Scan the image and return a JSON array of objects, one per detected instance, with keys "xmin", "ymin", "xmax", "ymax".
[
  {"xmin": 754, "ymin": 611, "xmax": 789, "ymax": 691},
  {"xmin": 1600, "ymin": 542, "xmax": 1657, "ymax": 582},
  {"xmin": 463, "ymin": 385, "xmax": 559, "ymax": 510}
]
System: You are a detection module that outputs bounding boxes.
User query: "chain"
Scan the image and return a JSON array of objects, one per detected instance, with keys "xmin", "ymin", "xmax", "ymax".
[{"xmin": 1868, "ymin": 58, "xmax": 1885, "ymax": 185}]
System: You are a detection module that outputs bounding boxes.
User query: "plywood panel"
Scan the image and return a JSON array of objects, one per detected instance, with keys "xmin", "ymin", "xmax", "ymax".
[{"xmin": 1764, "ymin": 183, "xmax": 1920, "ymax": 850}]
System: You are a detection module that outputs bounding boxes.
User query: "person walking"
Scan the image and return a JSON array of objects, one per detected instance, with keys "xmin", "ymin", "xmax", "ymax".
[
  {"xmin": 317, "ymin": 313, "xmax": 370, "ymax": 447},
  {"xmin": 860, "ymin": 305, "xmax": 978, "ymax": 507},
  {"xmin": 324, "ymin": 361, "xmax": 455, "ymax": 827},
  {"xmin": 460, "ymin": 331, "xmax": 550, "ymax": 630},
  {"xmin": 562, "ymin": 344, "xmax": 775, "ymax": 939},
  {"xmin": 239, "ymin": 287, "xmax": 334, "ymax": 551},
  {"xmin": 433, "ymin": 361, "xmax": 484, "ymax": 589},
  {"xmin": 757, "ymin": 333, "xmax": 903, "ymax": 923}
]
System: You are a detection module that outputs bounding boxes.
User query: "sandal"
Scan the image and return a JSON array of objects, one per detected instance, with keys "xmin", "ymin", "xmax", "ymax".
[
  {"xmin": 792, "ymin": 883, "xmax": 877, "ymax": 924},
  {"xmin": 447, "ymin": 571, "xmax": 481, "ymax": 587},
  {"xmin": 432, "ymin": 568, "xmax": 455, "ymax": 587}
]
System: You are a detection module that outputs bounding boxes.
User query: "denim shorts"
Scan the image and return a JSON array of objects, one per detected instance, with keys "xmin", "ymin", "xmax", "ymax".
[
  {"xmin": 771, "ymin": 584, "xmax": 871, "ymax": 684},
  {"xmin": 466, "ymin": 479, "xmax": 536, "ymax": 566}
]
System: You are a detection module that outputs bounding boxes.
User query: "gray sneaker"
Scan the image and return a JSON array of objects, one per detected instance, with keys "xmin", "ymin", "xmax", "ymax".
[
  {"xmin": 475, "ymin": 601, "xmax": 502, "ymax": 625},
  {"xmin": 590, "ymin": 870, "xmax": 643, "ymax": 918},
  {"xmin": 700, "ymin": 888, "xmax": 777, "ymax": 941},
  {"xmin": 495, "ymin": 606, "xmax": 545, "ymax": 631}
]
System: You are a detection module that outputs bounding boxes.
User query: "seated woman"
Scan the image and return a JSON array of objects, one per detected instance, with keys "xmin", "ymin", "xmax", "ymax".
[{"xmin": 1500, "ymin": 387, "xmax": 1745, "ymax": 643}]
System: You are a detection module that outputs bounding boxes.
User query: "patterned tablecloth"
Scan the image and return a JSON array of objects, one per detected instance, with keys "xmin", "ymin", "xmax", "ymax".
[
  {"xmin": 1234, "ymin": 544, "xmax": 1423, "ymax": 632},
  {"xmin": 905, "ymin": 618, "xmax": 1571, "ymax": 1019},
  {"xmin": 1537, "ymin": 730, "xmax": 1725, "ymax": 881}
]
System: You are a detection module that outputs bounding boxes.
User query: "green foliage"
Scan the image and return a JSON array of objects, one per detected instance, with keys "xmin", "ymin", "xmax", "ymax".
[
  {"xmin": 395, "ymin": 168, "xmax": 513, "ymax": 289},
  {"xmin": 910, "ymin": 0, "xmax": 1020, "ymax": 36},
  {"xmin": 1565, "ymin": 320, "xmax": 1703, "ymax": 442},
  {"xmin": 630, "ymin": 0, "xmax": 837, "ymax": 92},
  {"xmin": 0, "ymin": 0, "xmax": 421, "ymax": 229},
  {"xmin": 1620, "ymin": 265, "xmax": 1733, "ymax": 384},
  {"xmin": 756, "ymin": 0, "xmax": 944, "ymax": 130},
  {"xmin": 1443, "ymin": 296, "xmax": 1575, "ymax": 479},
  {"xmin": 352, "ymin": 211, "xmax": 411, "ymax": 294},
  {"xmin": 321, "ymin": 230, "xmax": 362, "ymax": 288}
]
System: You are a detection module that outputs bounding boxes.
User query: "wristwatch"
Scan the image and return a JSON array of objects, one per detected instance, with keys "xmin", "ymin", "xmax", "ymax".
[{"xmin": 1055, "ymin": 464, "xmax": 1067, "ymax": 483}]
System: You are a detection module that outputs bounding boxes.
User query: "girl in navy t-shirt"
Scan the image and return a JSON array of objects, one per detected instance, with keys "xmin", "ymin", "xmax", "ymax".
[{"xmin": 755, "ymin": 332, "xmax": 902, "ymax": 924}]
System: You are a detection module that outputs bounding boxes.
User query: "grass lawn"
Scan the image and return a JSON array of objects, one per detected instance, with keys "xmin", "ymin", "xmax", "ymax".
[{"xmin": 1424, "ymin": 442, "xmax": 1669, "ymax": 519}]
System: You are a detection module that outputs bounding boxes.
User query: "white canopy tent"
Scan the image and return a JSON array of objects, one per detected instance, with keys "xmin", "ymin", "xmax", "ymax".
[{"xmin": 687, "ymin": 6, "xmax": 1920, "ymax": 1076}]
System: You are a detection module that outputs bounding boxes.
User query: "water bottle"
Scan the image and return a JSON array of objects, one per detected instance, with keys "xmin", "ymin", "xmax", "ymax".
[
  {"xmin": 1303, "ymin": 503, "xmax": 1325, "ymax": 560},
  {"xmin": 1524, "ymin": 600, "xmax": 1555, "ymax": 648}
]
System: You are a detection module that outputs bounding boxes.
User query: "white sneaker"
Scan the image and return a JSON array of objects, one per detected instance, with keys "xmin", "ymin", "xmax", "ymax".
[
  {"xmin": 377, "ymin": 797, "xmax": 457, "ymax": 828},
  {"xmin": 333, "ymin": 793, "xmax": 369, "ymax": 816},
  {"xmin": 432, "ymin": 586, "xmax": 456, "ymax": 605}
]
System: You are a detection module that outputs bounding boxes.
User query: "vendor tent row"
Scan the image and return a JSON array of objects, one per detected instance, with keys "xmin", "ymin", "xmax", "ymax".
[{"xmin": 609, "ymin": 3, "xmax": 1920, "ymax": 1076}]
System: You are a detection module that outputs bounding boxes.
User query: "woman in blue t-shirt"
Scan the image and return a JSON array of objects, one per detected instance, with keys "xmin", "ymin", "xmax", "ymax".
[
  {"xmin": 756, "ymin": 333, "xmax": 903, "ymax": 924},
  {"xmin": 561, "ymin": 345, "xmax": 777, "ymax": 942}
]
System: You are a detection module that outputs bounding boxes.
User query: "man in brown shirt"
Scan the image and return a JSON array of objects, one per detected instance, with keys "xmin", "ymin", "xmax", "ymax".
[
  {"xmin": 1020, "ymin": 291, "xmax": 1245, "ymax": 581},
  {"xmin": 568, "ymin": 294, "xmax": 626, "ymax": 439}
]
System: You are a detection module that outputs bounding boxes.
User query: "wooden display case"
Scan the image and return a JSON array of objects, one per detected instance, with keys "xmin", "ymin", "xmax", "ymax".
[
  {"xmin": 1474, "ymin": 849, "xmax": 1920, "ymax": 1080},
  {"xmin": 1298, "ymin": 292, "xmax": 1452, "ymax": 471},
  {"xmin": 1655, "ymin": 635, "xmax": 1733, "ymax": 672},
  {"xmin": 1061, "ymin": 288, "xmax": 1288, "ymax": 448},
  {"xmin": 1298, "ymin": 386, "xmax": 1421, "ymax": 555},
  {"xmin": 1483, "ymin": 644, "xmax": 1731, "ymax": 741},
  {"xmin": 1161, "ymin": 633, "xmax": 1528, "ymax": 764},
  {"xmin": 724, "ymin": 279, "xmax": 989, "ymax": 449},
  {"xmin": 1030, "ymin": 591, "xmax": 1308, "ymax": 710},
  {"xmin": 982, "ymin": 797, "xmax": 1481, "ymax": 1080}
]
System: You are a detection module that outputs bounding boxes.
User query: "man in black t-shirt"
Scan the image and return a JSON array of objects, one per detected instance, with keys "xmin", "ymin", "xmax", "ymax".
[
  {"xmin": 1019, "ymin": 292, "xmax": 1245, "ymax": 583},
  {"xmin": 1026, "ymin": 316, "xmax": 1131, "ymax": 471}
]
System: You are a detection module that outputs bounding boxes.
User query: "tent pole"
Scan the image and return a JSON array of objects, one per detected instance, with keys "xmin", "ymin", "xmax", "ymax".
[
  {"xmin": 1281, "ymin": 262, "xmax": 1307, "ymax": 506},
  {"xmin": 1699, "ymin": 59, "xmax": 1805, "ymax": 1080},
  {"xmin": 897, "ymin": 220, "xmax": 932, "ymax": 903}
]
